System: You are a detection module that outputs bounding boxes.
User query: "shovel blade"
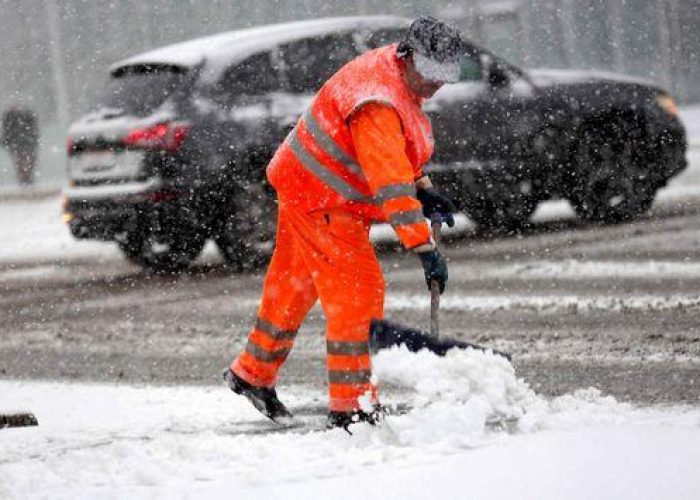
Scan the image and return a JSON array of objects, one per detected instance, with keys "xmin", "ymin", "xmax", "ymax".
[{"xmin": 370, "ymin": 319, "xmax": 511, "ymax": 361}]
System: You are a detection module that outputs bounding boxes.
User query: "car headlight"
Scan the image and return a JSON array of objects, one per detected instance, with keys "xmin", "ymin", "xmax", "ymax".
[{"xmin": 655, "ymin": 94, "xmax": 678, "ymax": 116}]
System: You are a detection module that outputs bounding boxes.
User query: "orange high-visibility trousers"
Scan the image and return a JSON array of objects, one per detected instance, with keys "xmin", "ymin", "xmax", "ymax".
[{"xmin": 231, "ymin": 205, "xmax": 384, "ymax": 412}]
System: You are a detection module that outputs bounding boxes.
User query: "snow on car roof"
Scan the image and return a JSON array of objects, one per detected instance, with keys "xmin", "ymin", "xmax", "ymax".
[
  {"xmin": 528, "ymin": 68, "xmax": 657, "ymax": 89},
  {"xmin": 110, "ymin": 16, "xmax": 409, "ymax": 81}
]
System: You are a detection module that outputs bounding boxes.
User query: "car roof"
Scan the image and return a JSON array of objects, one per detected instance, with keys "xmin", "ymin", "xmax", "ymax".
[{"xmin": 110, "ymin": 15, "xmax": 410, "ymax": 82}]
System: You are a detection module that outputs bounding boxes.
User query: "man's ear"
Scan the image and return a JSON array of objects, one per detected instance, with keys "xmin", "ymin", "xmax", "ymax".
[{"xmin": 396, "ymin": 41, "xmax": 411, "ymax": 59}]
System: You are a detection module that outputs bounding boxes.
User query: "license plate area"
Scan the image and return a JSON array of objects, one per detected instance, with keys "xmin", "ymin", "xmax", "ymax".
[{"xmin": 70, "ymin": 150, "xmax": 145, "ymax": 181}]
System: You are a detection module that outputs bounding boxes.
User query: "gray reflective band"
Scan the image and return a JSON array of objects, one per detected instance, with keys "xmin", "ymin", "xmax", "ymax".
[
  {"xmin": 328, "ymin": 369, "xmax": 372, "ymax": 385},
  {"xmin": 255, "ymin": 317, "xmax": 297, "ymax": 341},
  {"xmin": 245, "ymin": 341, "xmax": 290, "ymax": 362},
  {"xmin": 327, "ymin": 340, "xmax": 370, "ymax": 356},
  {"xmin": 303, "ymin": 110, "xmax": 366, "ymax": 180},
  {"xmin": 375, "ymin": 183, "xmax": 417, "ymax": 204},
  {"xmin": 389, "ymin": 209, "xmax": 426, "ymax": 227},
  {"xmin": 289, "ymin": 130, "xmax": 376, "ymax": 204}
]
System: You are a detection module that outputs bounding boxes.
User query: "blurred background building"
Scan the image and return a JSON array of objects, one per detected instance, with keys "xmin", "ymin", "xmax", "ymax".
[{"xmin": 1, "ymin": 0, "xmax": 698, "ymax": 187}]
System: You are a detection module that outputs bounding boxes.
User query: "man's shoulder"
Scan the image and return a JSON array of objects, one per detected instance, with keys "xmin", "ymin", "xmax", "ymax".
[{"xmin": 336, "ymin": 44, "xmax": 397, "ymax": 75}]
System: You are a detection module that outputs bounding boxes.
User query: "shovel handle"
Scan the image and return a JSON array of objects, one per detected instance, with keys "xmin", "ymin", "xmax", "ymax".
[{"xmin": 430, "ymin": 215, "xmax": 442, "ymax": 337}]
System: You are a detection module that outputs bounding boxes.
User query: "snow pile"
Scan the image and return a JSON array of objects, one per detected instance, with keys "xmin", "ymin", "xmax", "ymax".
[
  {"xmin": 3, "ymin": 348, "xmax": 699, "ymax": 498},
  {"xmin": 371, "ymin": 347, "xmax": 633, "ymax": 442},
  {"xmin": 371, "ymin": 346, "xmax": 532, "ymax": 447}
]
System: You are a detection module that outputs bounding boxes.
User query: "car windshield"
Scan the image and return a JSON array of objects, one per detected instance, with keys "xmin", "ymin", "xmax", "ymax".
[{"xmin": 95, "ymin": 66, "xmax": 188, "ymax": 117}]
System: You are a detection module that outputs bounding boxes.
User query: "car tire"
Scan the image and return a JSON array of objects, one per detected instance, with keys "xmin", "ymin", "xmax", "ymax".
[
  {"xmin": 119, "ymin": 230, "xmax": 206, "ymax": 273},
  {"xmin": 569, "ymin": 120, "xmax": 655, "ymax": 223},
  {"xmin": 215, "ymin": 183, "xmax": 276, "ymax": 273}
]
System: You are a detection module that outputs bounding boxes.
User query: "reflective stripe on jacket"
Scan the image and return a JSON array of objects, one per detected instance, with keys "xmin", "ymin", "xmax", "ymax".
[
  {"xmin": 266, "ymin": 45, "xmax": 434, "ymax": 248},
  {"xmin": 349, "ymin": 103, "xmax": 432, "ymax": 248}
]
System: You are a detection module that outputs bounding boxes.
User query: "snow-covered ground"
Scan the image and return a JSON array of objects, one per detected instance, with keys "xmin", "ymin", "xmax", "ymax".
[{"xmin": 2, "ymin": 347, "xmax": 699, "ymax": 499}]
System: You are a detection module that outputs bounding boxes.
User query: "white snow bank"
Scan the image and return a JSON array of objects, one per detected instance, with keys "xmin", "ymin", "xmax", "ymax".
[
  {"xmin": 0, "ymin": 196, "xmax": 119, "ymax": 262},
  {"xmin": 679, "ymin": 105, "xmax": 700, "ymax": 146},
  {"xmin": 2, "ymin": 348, "xmax": 699, "ymax": 498}
]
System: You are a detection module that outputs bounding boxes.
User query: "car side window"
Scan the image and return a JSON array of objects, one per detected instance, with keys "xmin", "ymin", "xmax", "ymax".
[
  {"xmin": 280, "ymin": 34, "xmax": 360, "ymax": 93},
  {"xmin": 364, "ymin": 28, "xmax": 407, "ymax": 49},
  {"xmin": 214, "ymin": 51, "xmax": 279, "ymax": 105},
  {"xmin": 459, "ymin": 52, "xmax": 484, "ymax": 82}
]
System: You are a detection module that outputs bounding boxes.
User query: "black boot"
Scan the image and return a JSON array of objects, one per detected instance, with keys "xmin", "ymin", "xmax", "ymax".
[
  {"xmin": 326, "ymin": 405, "xmax": 385, "ymax": 434},
  {"xmin": 223, "ymin": 369, "xmax": 293, "ymax": 424}
]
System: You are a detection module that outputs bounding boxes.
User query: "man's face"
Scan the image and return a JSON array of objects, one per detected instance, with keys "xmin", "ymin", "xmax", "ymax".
[{"xmin": 404, "ymin": 55, "xmax": 445, "ymax": 99}]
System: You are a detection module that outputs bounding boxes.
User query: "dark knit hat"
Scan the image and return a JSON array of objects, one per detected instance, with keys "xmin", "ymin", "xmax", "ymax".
[{"xmin": 397, "ymin": 16, "xmax": 462, "ymax": 83}]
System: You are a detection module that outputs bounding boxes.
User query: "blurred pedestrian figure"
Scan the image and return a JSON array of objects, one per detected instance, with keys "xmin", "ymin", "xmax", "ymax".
[{"xmin": 1, "ymin": 106, "xmax": 39, "ymax": 185}]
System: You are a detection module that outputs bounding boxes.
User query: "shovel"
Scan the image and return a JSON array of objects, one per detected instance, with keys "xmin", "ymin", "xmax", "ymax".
[
  {"xmin": 369, "ymin": 214, "xmax": 511, "ymax": 361},
  {"xmin": 430, "ymin": 214, "xmax": 442, "ymax": 337}
]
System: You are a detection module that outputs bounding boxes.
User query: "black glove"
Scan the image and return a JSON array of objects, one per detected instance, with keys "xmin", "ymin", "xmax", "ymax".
[
  {"xmin": 416, "ymin": 187, "xmax": 456, "ymax": 228},
  {"xmin": 417, "ymin": 249, "xmax": 448, "ymax": 294}
]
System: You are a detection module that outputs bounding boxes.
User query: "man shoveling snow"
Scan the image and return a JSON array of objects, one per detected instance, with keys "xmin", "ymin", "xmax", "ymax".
[{"xmin": 224, "ymin": 16, "xmax": 462, "ymax": 431}]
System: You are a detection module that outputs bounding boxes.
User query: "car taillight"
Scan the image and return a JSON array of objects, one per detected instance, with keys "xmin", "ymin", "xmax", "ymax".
[
  {"xmin": 123, "ymin": 122, "xmax": 189, "ymax": 152},
  {"xmin": 66, "ymin": 138, "xmax": 75, "ymax": 156}
]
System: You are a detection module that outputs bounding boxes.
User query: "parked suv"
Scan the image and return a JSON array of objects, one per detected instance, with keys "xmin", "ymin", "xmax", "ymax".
[{"xmin": 64, "ymin": 16, "xmax": 687, "ymax": 272}]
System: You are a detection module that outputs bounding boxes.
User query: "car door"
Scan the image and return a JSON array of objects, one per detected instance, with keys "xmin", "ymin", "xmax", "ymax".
[
  {"xmin": 187, "ymin": 50, "xmax": 283, "ymax": 184},
  {"xmin": 275, "ymin": 33, "xmax": 362, "ymax": 127},
  {"xmin": 428, "ymin": 50, "xmax": 538, "ymax": 171},
  {"xmin": 214, "ymin": 50, "xmax": 283, "ymax": 151}
]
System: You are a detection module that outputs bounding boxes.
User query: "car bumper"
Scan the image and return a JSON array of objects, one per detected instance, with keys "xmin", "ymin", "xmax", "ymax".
[
  {"xmin": 62, "ymin": 178, "xmax": 163, "ymax": 202},
  {"xmin": 62, "ymin": 179, "xmax": 182, "ymax": 241}
]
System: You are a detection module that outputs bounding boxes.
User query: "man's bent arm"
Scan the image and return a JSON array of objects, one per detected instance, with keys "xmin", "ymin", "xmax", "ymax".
[{"xmin": 349, "ymin": 102, "xmax": 433, "ymax": 251}]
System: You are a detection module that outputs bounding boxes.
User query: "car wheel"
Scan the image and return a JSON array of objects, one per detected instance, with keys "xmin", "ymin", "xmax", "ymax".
[
  {"xmin": 215, "ymin": 183, "xmax": 276, "ymax": 273},
  {"xmin": 119, "ymin": 230, "xmax": 206, "ymax": 273},
  {"xmin": 570, "ymin": 120, "xmax": 654, "ymax": 223},
  {"xmin": 463, "ymin": 187, "xmax": 539, "ymax": 231}
]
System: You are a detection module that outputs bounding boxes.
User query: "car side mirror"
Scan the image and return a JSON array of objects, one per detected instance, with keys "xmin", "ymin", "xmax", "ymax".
[{"xmin": 487, "ymin": 62, "xmax": 510, "ymax": 89}]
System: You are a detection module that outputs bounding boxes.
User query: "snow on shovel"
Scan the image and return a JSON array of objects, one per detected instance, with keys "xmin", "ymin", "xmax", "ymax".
[{"xmin": 370, "ymin": 215, "xmax": 511, "ymax": 361}]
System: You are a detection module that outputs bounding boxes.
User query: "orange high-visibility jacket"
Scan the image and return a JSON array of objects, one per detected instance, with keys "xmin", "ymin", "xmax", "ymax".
[{"xmin": 267, "ymin": 44, "xmax": 433, "ymax": 249}]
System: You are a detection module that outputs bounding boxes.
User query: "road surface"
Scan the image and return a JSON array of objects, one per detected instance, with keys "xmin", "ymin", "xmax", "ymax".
[{"xmin": 2, "ymin": 157, "xmax": 700, "ymax": 405}]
